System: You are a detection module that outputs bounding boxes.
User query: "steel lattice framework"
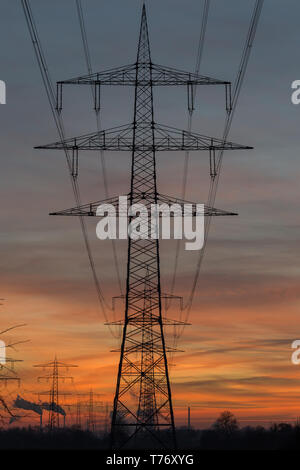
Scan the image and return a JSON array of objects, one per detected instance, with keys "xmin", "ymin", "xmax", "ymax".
[
  {"xmin": 36, "ymin": 5, "xmax": 252, "ymax": 448},
  {"xmin": 35, "ymin": 357, "xmax": 77, "ymax": 429}
]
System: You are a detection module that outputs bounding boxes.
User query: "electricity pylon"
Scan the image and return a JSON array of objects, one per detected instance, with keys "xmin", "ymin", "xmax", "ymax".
[
  {"xmin": 36, "ymin": 4, "xmax": 251, "ymax": 448},
  {"xmin": 74, "ymin": 390, "xmax": 103, "ymax": 432},
  {"xmin": 87, "ymin": 389, "xmax": 95, "ymax": 433},
  {"xmin": 35, "ymin": 357, "xmax": 77, "ymax": 430},
  {"xmin": 75, "ymin": 398, "xmax": 81, "ymax": 429}
]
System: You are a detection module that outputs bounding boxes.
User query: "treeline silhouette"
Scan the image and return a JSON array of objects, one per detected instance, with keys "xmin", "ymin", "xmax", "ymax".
[
  {"xmin": 1, "ymin": 412, "xmax": 300, "ymax": 449},
  {"xmin": 0, "ymin": 427, "xmax": 107, "ymax": 450},
  {"xmin": 178, "ymin": 423, "xmax": 300, "ymax": 450}
]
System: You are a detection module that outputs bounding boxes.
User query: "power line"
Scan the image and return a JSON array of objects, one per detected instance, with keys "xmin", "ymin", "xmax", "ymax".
[
  {"xmin": 75, "ymin": 0, "xmax": 123, "ymax": 299},
  {"xmin": 21, "ymin": 0, "xmax": 120, "ymax": 338},
  {"xmin": 174, "ymin": 0, "xmax": 264, "ymax": 341},
  {"xmin": 167, "ymin": 0, "xmax": 210, "ymax": 316}
]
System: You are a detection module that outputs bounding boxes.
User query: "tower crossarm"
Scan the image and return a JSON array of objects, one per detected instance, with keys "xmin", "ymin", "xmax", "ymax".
[
  {"xmin": 151, "ymin": 63, "xmax": 230, "ymax": 86},
  {"xmin": 0, "ymin": 376, "xmax": 20, "ymax": 382},
  {"xmin": 37, "ymin": 375, "xmax": 74, "ymax": 382},
  {"xmin": 37, "ymin": 390, "xmax": 74, "ymax": 396},
  {"xmin": 34, "ymin": 361, "xmax": 78, "ymax": 368},
  {"xmin": 56, "ymin": 63, "xmax": 232, "ymax": 113},
  {"xmin": 58, "ymin": 63, "xmax": 229, "ymax": 87},
  {"xmin": 157, "ymin": 194, "xmax": 238, "ymax": 216},
  {"xmin": 35, "ymin": 122, "xmax": 252, "ymax": 152},
  {"xmin": 107, "ymin": 317, "xmax": 190, "ymax": 327},
  {"xmin": 58, "ymin": 63, "xmax": 137, "ymax": 85},
  {"xmin": 48, "ymin": 193, "xmax": 238, "ymax": 217}
]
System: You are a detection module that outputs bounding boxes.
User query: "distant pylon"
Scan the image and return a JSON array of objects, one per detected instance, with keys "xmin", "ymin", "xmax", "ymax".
[
  {"xmin": 87, "ymin": 388, "xmax": 95, "ymax": 433},
  {"xmin": 75, "ymin": 390, "xmax": 103, "ymax": 432},
  {"xmin": 76, "ymin": 399, "xmax": 81, "ymax": 429},
  {"xmin": 34, "ymin": 356, "xmax": 77, "ymax": 430}
]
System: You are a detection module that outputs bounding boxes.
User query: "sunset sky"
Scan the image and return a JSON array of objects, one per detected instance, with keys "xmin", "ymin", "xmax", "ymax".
[{"xmin": 1, "ymin": 0, "xmax": 300, "ymax": 429}]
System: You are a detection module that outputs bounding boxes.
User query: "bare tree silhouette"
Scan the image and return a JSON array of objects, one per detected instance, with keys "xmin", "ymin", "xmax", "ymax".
[{"xmin": 213, "ymin": 411, "xmax": 239, "ymax": 434}]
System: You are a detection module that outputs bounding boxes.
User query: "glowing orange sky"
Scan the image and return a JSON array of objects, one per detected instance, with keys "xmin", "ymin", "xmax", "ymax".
[{"xmin": 1, "ymin": 267, "xmax": 300, "ymax": 429}]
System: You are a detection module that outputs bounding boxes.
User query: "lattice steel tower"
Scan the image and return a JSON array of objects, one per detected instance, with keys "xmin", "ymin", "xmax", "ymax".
[
  {"xmin": 35, "ymin": 357, "xmax": 77, "ymax": 429},
  {"xmin": 37, "ymin": 3, "xmax": 251, "ymax": 448}
]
